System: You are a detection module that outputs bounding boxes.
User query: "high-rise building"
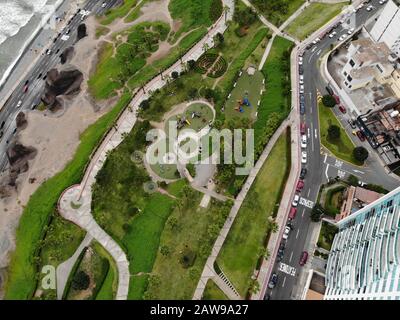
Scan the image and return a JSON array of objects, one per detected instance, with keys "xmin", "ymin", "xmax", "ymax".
[
  {"xmin": 324, "ymin": 186, "xmax": 400, "ymax": 300},
  {"xmin": 370, "ymin": 0, "xmax": 400, "ymax": 58}
]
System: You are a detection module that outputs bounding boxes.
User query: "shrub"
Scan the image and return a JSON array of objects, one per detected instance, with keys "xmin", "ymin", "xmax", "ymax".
[
  {"xmin": 72, "ymin": 271, "xmax": 90, "ymax": 291},
  {"xmin": 328, "ymin": 125, "xmax": 340, "ymax": 140},
  {"xmin": 310, "ymin": 204, "xmax": 325, "ymax": 222},
  {"xmin": 180, "ymin": 246, "xmax": 197, "ymax": 268},
  {"xmin": 353, "ymin": 146, "xmax": 369, "ymax": 162},
  {"xmin": 322, "ymin": 95, "xmax": 336, "ymax": 108},
  {"xmin": 347, "ymin": 174, "xmax": 359, "ymax": 186},
  {"xmin": 171, "ymin": 71, "xmax": 179, "ymax": 79}
]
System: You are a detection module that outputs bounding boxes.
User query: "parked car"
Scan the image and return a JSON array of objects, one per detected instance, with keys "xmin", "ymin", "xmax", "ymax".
[
  {"xmin": 299, "ymin": 74, "xmax": 304, "ymax": 84},
  {"xmin": 300, "ymin": 167, "xmax": 307, "ymax": 179},
  {"xmin": 300, "ymin": 103, "xmax": 305, "ymax": 115},
  {"xmin": 326, "ymin": 85, "xmax": 334, "ymax": 96},
  {"xmin": 299, "ymin": 65, "xmax": 304, "ymax": 75},
  {"xmin": 268, "ymin": 273, "xmax": 278, "ymax": 289},
  {"xmin": 296, "ymin": 180, "xmax": 305, "ymax": 192},
  {"xmin": 298, "ymin": 56, "xmax": 303, "ymax": 65},
  {"xmin": 356, "ymin": 130, "xmax": 366, "ymax": 141},
  {"xmin": 299, "ymin": 85, "xmax": 305, "ymax": 94},
  {"xmin": 0, "ymin": 121, "xmax": 5, "ymax": 129},
  {"xmin": 379, "ymin": 0, "xmax": 387, "ymax": 4},
  {"xmin": 300, "ymin": 122, "xmax": 306, "ymax": 135},
  {"xmin": 102, "ymin": 2, "xmax": 107, "ymax": 7},
  {"xmin": 299, "ymin": 251, "xmax": 309, "ymax": 266},
  {"xmin": 289, "ymin": 207, "xmax": 297, "ymax": 220},
  {"xmin": 348, "ymin": 119, "xmax": 356, "ymax": 129},
  {"xmin": 338, "ymin": 105, "xmax": 347, "ymax": 114},
  {"xmin": 300, "ymin": 94, "xmax": 305, "ymax": 104},
  {"xmin": 292, "ymin": 194, "xmax": 300, "ymax": 207},
  {"xmin": 301, "ymin": 134, "xmax": 307, "ymax": 148},
  {"xmin": 301, "ymin": 151, "xmax": 307, "ymax": 164},
  {"xmin": 312, "ymin": 37, "xmax": 321, "ymax": 45},
  {"xmin": 333, "ymin": 94, "xmax": 340, "ymax": 105},
  {"xmin": 38, "ymin": 73, "xmax": 42, "ymax": 79},
  {"xmin": 366, "ymin": 5, "xmax": 374, "ymax": 11},
  {"xmin": 347, "ymin": 28, "xmax": 355, "ymax": 35},
  {"xmin": 282, "ymin": 226, "xmax": 291, "ymax": 240},
  {"xmin": 339, "ymin": 34, "xmax": 348, "ymax": 41}
]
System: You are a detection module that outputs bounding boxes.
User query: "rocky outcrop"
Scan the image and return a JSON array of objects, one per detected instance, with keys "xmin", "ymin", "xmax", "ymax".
[
  {"xmin": 16, "ymin": 112, "xmax": 27, "ymax": 130},
  {"xmin": 77, "ymin": 24, "xmax": 87, "ymax": 41},
  {"xmin": 60, "ymin": 47, "xmax": 74, "ymax": 64},
  {"xmin": 6, "ymin": 143, "xmax": 37, "ymax": 186}
]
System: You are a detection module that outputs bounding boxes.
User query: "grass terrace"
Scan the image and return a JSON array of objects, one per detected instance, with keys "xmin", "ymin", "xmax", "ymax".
[
  {"xmin": 216, "ymin": 129, "xmax": 291, "ymax": 296},
  {"xmin": 251, "ymin": 0, "xmax": 305, "ymax": 27},
  {"xmin": 202, "ymin": 280, "xmax": 228, "ymax": 300},
  {"xmin": 285, "ymin": 2, "xmax": 345, "ymax": 40},
  {"xmin": 318, "ymin": 102, "xmax": 361, "ymax": 165}
]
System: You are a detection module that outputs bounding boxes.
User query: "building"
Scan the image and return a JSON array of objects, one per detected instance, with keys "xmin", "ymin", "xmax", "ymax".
[
  {"xmin": 302, "ymin": 270, "xmax": 326, "ymax": 300},
  {"xmin": 370, "ymin": 0, "xmax": 400, "ymax": 58},
  {"xmin": 341, "ymin": 38, "xmax": 400, "ymax": 97},
  {"xmin": 337, "ymin": 186, "xmax": 384, "ymax": 222},
  {"xmin": 324, "ymin": 186, "xmax": 400, "ymax": 300}
]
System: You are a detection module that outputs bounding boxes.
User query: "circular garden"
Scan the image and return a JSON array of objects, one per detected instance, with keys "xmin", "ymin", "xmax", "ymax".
[{"xmin": 195, "ymin": 52, "xmax": 227, "ymax": 78}]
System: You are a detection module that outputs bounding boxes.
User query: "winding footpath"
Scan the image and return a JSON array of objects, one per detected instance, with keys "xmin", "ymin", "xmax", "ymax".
[{"xmin": 57, "ymin": 0, "xmax": 235, "ymax": 300}]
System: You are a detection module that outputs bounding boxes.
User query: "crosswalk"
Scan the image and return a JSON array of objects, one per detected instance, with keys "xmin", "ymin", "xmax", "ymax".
[{"xmin": 278, "ymin": 262, "xmax": 297, "ymax": 277}]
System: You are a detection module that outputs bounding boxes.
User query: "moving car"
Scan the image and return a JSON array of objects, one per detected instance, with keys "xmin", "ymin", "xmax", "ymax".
[
  {"xmin": 301, "ymin": 134, "xmax": 307, "ymax": 148},
  {"xmin": 16, "ymin": 100, "xmax": 22, "ymax": 108},
  {"xmin": 379, "ymin": 0, "xmax": 387, "ymax": 4},
  {"xmin": 366, "ymin": 5, "xmax": 374, "ymax": 11},
  {"xmin": 301, "ymin": 151, "xmax": 307, "ymax": 164},
  {"xmin": 326, "ymin": 85, "xmax": 334, "ymax": 96},
  {"xmin": 300, "ymin": 167, "xmax": 307, "ymax": 179},
  {"xmin": 328, "ymin": 31, "xmax": 337, "ymax": 38},
  {"xmin": 268, "ymin": 273, "xmax": 278, "ymax": 289},
  {"xmin": 45, "ymin": 49, "xmax": 52, "ymax": 55},
  {"xmin": 296, "ymin": 180, "xmax": 305, "ymax": 192},
  {"xmin": 289, "ymin": 207, "xmax": 297, "ymax": 220},
  {"xmin": 338, "ymin": 105, "xmax": 347, "ymax": 114},
  {"xmin": 299, "ymin": 251, "xmax": 308, "ymax": 266},
  {"xmin": 0, "ymin": 131, "xmax": 3, "ymax": 140},
  {"xmin": 282, "ymin": 226, "xmax": 291, "ymax": 240},
  {"xmin": 292, "ymin": 194, "xmax": 300, "ymax": 207},
  {"xmin": 23, "ymin": 84, "xmax": 28, "ymax": 93}
]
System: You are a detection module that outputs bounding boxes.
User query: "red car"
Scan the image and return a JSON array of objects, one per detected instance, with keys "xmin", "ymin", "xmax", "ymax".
[
  {"xmin": 338, "ymin": 105, "xmax": 346, "ymax": 114},
  {"xmin": 300, "ymin": 122, "xmax": 306, "ymax": 135},
  {"xmin": 333, "ymin": 94, "xmax": 340, "ymax": 105},
  {"xmin": 299, "ymin": 251, "xmax": 308, "ymax": 266},
  {"xmin": 296, "ymin": 180, "xmax": 304, "ymax": 192},
  {"xmin": 356, "ymin": 130, "xmax": 366, "ymax": 141},
  {"xmin": 23, "ymin": 84, "xmax": 28, "ymax": 93},
  {"xmin": 289, "ymin": 207, "xmax": 297, "ymax": 220}
]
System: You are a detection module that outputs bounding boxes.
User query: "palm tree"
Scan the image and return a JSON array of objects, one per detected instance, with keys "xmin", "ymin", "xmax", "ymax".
[
  {"xmin": 264, "ymin": 249, "xmax": 271, "ymax": 261},
  {"xmin": 202, "ymin": 42, "xmax": 209, "ymax": 53}
]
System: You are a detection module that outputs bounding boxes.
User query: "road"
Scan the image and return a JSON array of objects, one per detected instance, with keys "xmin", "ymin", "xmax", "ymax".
[
  {"xmin": 266, "ymin": 0, "xmax": 399, "ymax": 300},
  {"xmin": 0, "ymin": 0, "xmax": 120, "ymax": 171}
]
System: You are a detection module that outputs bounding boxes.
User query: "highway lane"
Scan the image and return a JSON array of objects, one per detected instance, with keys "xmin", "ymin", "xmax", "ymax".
[
  {"xmin": 266, "ymin": 0, "xmax": 391, "ymax": 300},
  {"xmin": 0, "ymin": 0, "xmax": 120, "ymax": 171}
]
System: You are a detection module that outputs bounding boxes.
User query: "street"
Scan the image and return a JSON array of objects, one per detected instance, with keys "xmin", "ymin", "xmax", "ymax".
[{"xmin": 266, "ymin": 0, "xmax": 399, "ymax": 300}]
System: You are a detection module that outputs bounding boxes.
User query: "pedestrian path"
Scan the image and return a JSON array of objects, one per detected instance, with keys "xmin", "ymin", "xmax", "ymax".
[{"xmin": 57, "ymin": 0, "xmax": 235, "ymax": 300}]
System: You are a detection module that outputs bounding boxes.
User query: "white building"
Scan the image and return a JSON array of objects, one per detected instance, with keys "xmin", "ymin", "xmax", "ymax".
[
  {"xmin": 370, "ymin": 0, "xmax": 400, "ymax": 58},
  {"xmin": 324, "ymin": 186, "xmax": 400, "ymax": 300}
]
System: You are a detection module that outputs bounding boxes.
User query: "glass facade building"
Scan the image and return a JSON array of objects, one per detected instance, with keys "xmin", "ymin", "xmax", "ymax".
[{"xmin": 325, "ymin": 186, "xmax": 400, "ymax": 300}]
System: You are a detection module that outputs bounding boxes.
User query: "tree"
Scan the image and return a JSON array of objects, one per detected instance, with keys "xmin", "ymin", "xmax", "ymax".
[
  {"xmin": 347, "ymin": 174, "xmax": 359, "ymax": 186},
  {"xmin": 171, "ymin": 71, "xmax": 179, "ymax": 79},
  {"xmin": 353, "ymin": 146, "xmax": 369, "ymax": 162},
  {"xmin": 160, "ymin": 245, "xmax": 170, "ymax": 256},
  {"xmin": 72, "ymin": 271, "xmax": 90, "ymax": 290},
  {"xmin": 188, "ymin": 88, "xmax": 198, "ymax": 99},
  {"xmin": 328, "ymin": 125, "xmax": 341, "ymax": 140},
  {"xmin": 322, "ymin": 95, "xmax": 336, "ymax": 108},
  {"xmin": 139, "ymin": 99, "xmax": 150, "ymax": 110},
  {"xmin": 310, "ymin": 204, "xmax": 325, "ymax": 222},
  {"xmin": 187, "ymin": 59, "xmax": 196, "ymax": 70}
]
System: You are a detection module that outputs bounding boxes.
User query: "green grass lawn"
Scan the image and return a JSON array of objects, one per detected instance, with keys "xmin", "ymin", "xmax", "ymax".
[
  {"xmin": 95, "ymin": 243, "xmax": 118, "ymax": 300},
  {"xmin": 202, "ymin": 280, "xmax": 228, "ymax": 300},
  {"xmin": 217, "ymin": 129, "xmax": 291, "ymax": 296},
  {"xmin": 318, "ymin": 102, "xmax": 361, "ymax": 165},
  {"xmin": 285, "ymin": 2, "xmax": 345, "ymax": 40},
  {"xmin": 251, "ymin": 0, "xmax": 305, "ymax": 27},
  {"xmin": 144, "ymin": 197, "xmax": 231, "ymax": 299},
  {"xmin": 317, "ymin": 221, "xmax": 338, "ymax": 251},
  {"xmin": 4, "ymin": 92, "xmax": 132, "ymax": 300},
  {"xmin": 224, "ymin": 70, "xmax": 264, "ymax": 121},
  {"xmin": 99, "ymin": 0, "xmax": 138, "ymax": 25}
]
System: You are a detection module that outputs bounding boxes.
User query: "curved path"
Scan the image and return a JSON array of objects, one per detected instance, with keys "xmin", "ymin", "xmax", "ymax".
[{"xmin": 57, "ymin": 0, "xmax": 235, "ymax": 300}]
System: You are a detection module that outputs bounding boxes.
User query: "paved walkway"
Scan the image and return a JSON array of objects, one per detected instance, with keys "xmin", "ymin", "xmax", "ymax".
[
  {"xmin": 57, "ymin": 0, "xmax": 235, "ymax": 300},
  {"xmin": 56, "ymin": 233, "xmax": 93, "ymax": 300}
]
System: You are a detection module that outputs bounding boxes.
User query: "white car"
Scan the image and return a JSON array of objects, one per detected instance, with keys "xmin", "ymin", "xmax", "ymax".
[
  {"xmin": 347, "ymin": 28, "xmax": 355, "ymax": 35},
  {"xmin": 102, "ymin": 2, "xmax": 107, "ymax": 7},
  {"xmin": 301, "ymin": 151, "xmax": 307, "ymax": 164},
  {"xmin": 301, "ymin": 135, "xmax": 307, "ymax": 149},
  {"xmin": 366, "ymin": 5, "xmax": 374, "ymax": 11},
  {"xmin": 292, "ymin": 194, "xmax": 300, "ymax": 207},
  {"xmin": 299, "ymin": 85, "xmax": 305, "ymax": 94},
  {"xmin": 339, "ymin": 34, "xmax": 348, "ymax": 41},
  {"xmin": 312, "ymin": 37, "xmax": 320, "ymax": 45},
  {"xmin": 299, "ymin": 74, "xmax": 304, "ymax": 84},
  {"xmin": 328, "ymin": 31, "xmax": 337, "ymax": 38},
  {"xmin": 298, "ymin": 56, "xmax": 303, "ymax": 65},
  {"xmin": 16, "ymin": 100, "xmax": 22, "ymax": 108},
  {"xmin": 379, "ymin": 0, "xmax": 387, "ymax": 4},
  {"xmin": 282, "ymin": 226, "xmax": 291, "ymax": 240}
]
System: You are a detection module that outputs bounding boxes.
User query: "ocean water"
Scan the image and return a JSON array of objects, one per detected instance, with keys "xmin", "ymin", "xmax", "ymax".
[{"xmin": 0, "ymin": 0, "xmax": 62, "ymax": 88}]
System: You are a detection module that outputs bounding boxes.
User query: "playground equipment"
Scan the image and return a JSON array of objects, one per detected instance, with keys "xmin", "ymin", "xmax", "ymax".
[
  {"xmin": 234, "ymin": 92, "xmax": 252, "ymax": 113},
  {"xmin": 191, "ymin": 111, "xmax": 201, "ymax": 119},
  {"xmin": 176, "ymin": 115, "xmax": 191, "ymax": 129}
]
